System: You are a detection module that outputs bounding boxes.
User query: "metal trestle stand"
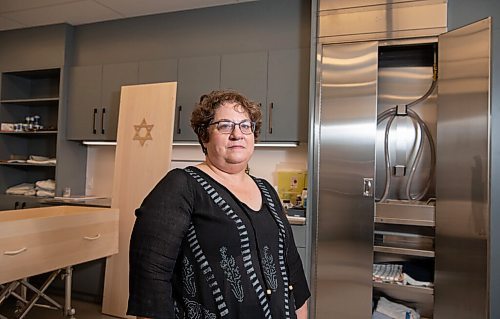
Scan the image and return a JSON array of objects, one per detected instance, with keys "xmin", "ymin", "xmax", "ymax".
[{"xmin": 0, "ymin": 266, "xmax": 76, "ymax": 319}]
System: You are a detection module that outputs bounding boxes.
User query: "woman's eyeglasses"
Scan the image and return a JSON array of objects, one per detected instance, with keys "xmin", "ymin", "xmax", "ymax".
[{"xmin": 209, "ymin": 120, "xmax": 256, "ymax": 135}]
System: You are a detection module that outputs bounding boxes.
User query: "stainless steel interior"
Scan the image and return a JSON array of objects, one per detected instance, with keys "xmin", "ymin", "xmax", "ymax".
[{"xmin": 375, "ymin": 65, "xmax": 437, "ymax": 201}]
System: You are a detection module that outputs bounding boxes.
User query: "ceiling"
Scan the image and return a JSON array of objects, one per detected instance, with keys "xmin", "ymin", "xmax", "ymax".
[{"xmin": 0, "ymin": 0, "xmax": 256, "ymax": 32}]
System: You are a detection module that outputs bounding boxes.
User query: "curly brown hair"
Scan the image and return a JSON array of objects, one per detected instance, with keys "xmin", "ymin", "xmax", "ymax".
[{"xmin": 191, "ymin": 89, "xmax": 262, "ymax": 154}]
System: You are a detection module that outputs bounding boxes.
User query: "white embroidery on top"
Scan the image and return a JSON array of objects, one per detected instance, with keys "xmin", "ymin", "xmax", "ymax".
[
  {"xmin": 262, "ymin": 246, "xmax": 278, "ymax": 291},
  {"xmin": 219, "ymin": 246, "xmax": 244, "ymax": 302},
  {"xmin": 183, "ymin": 256, "xmax": 196, "ymax": 297},
  {"xmin": 184, "ymin": 297, "xmax": 216, "ymax": 319}
]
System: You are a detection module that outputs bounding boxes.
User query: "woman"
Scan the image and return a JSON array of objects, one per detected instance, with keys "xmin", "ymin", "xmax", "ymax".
[{"xmin": 128, "ymin": 90, "xmax": 310, "ymax": 319}]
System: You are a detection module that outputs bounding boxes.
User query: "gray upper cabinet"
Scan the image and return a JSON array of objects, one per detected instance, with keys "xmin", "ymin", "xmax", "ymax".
[
  {"xmin": 66, "ymin": 50, "xmax": 308, "ymax": 142},
  {"xmin": 101, "ymin": 63, "xmax": 138, "ymax": 140},
  {"xmin": 66, "ymin": 65, "xmax": 101, "ymax": 140},
  {"xmin": 220, "ymin": 49, "xmax": 309, "ymax": 142},
  {"xmin": 266, "ymin": 48, "xmax": 309, "ymax": 142},
  {"xmin": 66, "ymin": 62, "xmax": 138, "ymax": 140},
  {"xmin": 175, "ymin": 56, "xmax": 220, "ymax": 141},
  {"xmin": 138, "ymin": 59, "xmax": 178, "ymax": 85},
  {"xmin": 221, "ymin": 51, "xmax": 268, "ymax": 140}
]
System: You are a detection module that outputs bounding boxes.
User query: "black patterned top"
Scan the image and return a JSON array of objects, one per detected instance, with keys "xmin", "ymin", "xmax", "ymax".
[{"xmin": 127, "ymin": 166, "xmax": 310, "ymax": 319}]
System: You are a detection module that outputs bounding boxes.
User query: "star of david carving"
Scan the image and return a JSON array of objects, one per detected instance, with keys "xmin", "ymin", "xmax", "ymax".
[{"xmin": 133, "ymin": 118, "xmax": 154, "ymax": 146}]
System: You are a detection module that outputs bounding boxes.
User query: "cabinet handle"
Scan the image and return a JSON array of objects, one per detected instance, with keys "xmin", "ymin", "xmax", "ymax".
[
  {"xmin": 93, "ymin": 108, "xmax": 98, "ymax": 134},
  {"xmin": 4, "ymin": 247, "xmax": 27, "ymax": 256},
  {"xmin": 83, "ymin": 234, "xmax": 101, "ymax": 241},
  {"xmin": 268, "ymin": 102, "xmax": 274, "ymax": 134},
  {"xmin": 101, "ymin": 108, "xmax": 106, "ymax": 134},
  {"xmin": 176, "ymin": 105, "xmax": 182, "ymax": 134},
  {"xmin": 14, "ymin": 201, "xmax": 19, "ymax": 210},
  {"xmin": 363, "ymin": 178, "xmax": 374, "ymax": 197}
]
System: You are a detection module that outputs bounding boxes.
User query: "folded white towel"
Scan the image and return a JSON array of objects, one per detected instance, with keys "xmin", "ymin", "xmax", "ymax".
[
  {"xmin": 403, "ymin": 273, "xmax": 433, "ymax": 288},
  {"xmin": 28, "ymin": 155, "xmax": 50, "ymax": 161},
  {"xmin": 6, "ymin": 182, "xmax": 34, "ymax": 191},
  {"xmin": 376, "ymin": 297, "xmax": 420, "ymax": 319},
  {"xmin": 6, "ymin": 189, "xmax": 36, "ymax": 196},
  {"xmin": 24, "ymin": 189, "xmax": 37, "ymax": 196},
  {"xmin": 36, "ymin": 189, "xmax": 55, "ymax": 197},
  {"xmin": 5, "ymin": 183, "xmax": 36, "ymax": 195},
  {"xmin": 35, "ymin": 179, "xmax": 56, "ymax": 191},
  {"xmin": 372, "ymin": 311, "xmax": 393, "ymax": 319},
  {"xmin": 27, "ymin": 155, "xmax": 56, "ymax": 165},
  {"xmin": 7, "ymin": 159, "xmax": 27, "ymax": 163}
]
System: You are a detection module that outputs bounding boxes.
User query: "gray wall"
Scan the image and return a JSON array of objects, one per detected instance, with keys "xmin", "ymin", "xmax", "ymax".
[
  {"xmin": 71, "ymin": 0, "xmax": 311, "ymax": 66},
  {"xmin": 0, "ymin": 24, "xmax": 69, "ymax": 71},
  {"xmin": 448, "ymin": 2, "xmax": 500, "ymax": 319}
]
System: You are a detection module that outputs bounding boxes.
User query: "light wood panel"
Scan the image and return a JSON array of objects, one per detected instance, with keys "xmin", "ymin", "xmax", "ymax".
[
  {"xmin": 102, "ymin": 82, "xmax": 177, "ymax": 318},
  {"xmin": 0, "ymin": 205, "xmax": 118, "ymax": 285}
]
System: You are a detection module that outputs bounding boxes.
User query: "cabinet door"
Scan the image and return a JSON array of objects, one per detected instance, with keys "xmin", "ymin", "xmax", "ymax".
[
  {"xmin": 316, "ymin": 42, "xmax": 378, "ymax": 319},
  {"xmin": 0, "ymin": 195, "xmax": 41, "ymax": 211},
  {"xmin": 175, "ymin": 56, "xmax": 221, "ymax": 141},
  {"xmin": 0, "ymin": 195, "xmax": 16, "ymax": 211},
  {"xmin": 267, "ymin": 48, "xmax": 309, "ymax": 142},
  {"xmin": 138, "ymin": 59, "xmax": 178, "ymax": 85},
  {"xmin": 66, "ymin": 65, "xmax": 102, "ymax": 140},
  {"xmin": 20, "ymin": 197, "xmax": 41, "ymax": 209},
  {"xmin": 101, "ymin": 62, "xmax": 139, "ymax": 140},
  {"xmin": 435, "ymin": 18, "xmax": 491, "ymax": 319},
  {"xmin": 221, "ymin": 52, "xmax": 268, "ymax": 140}
]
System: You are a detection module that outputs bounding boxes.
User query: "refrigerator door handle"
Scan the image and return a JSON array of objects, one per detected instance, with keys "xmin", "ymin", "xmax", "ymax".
[{"xmin": 363, "ymin": 178, "xmax": 374, "ymax": 197}]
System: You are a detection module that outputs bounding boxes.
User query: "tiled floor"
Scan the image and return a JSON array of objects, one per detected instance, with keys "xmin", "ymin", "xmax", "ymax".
[{"xmin": 0, "ymin": 296, "xmax": 114, "ymax": 319}]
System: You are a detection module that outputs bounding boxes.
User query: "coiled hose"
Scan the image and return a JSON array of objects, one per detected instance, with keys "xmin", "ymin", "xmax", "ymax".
[{"xmin": 376, "ymin": 63, "xmax": 437, "ymax": 202}]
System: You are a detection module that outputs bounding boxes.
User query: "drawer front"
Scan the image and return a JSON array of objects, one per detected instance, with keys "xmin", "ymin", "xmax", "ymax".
[{"xmin": 0, "ymin": 210, "xmax": 118, "ymax": 284}]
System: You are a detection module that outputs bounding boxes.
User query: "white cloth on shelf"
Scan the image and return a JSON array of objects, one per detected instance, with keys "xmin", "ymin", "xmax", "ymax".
[
  {"xmin": 5, "ymin": 183, "xmax": 36, "ymax": 195},
  {"xmin": 23, "ymin": 188, "xmax": 37, "ymax": 196},
  {"xmin": 376, "ymin": 297, "xmax": 420, "ymax": 319},
  {"xmin": 26, "ymin": 155, "xmax": 56, "ymax": 165},
  {"xmin": 34, "ymin": 179, "xmax": 56, "ymax": 197},
  {"xmin": 36, "ymin": 189, "xmax": 55, "ymax": 197},
  {"xmin": 35, "ymin": 179, "xmax": 56, "ymax": 191},
  {"xmin": 7, "ymin": 159, "xmax": 27, "ymax": 163},
  {"xmin": 403, "ymin": 273, "xmax": 433, "ymax": 288},
  {"xmin": 372, "ymin": 310, "xmax": 393, "ymax": 319}
]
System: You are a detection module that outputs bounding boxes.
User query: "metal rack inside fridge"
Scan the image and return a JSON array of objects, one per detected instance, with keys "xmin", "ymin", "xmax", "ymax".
[
  {"xmin": 373, "ymin": 281, "xmax": 434, "ymax": 318},
  {"xmin": 375, "ymin": 200, "xmax": 435, "ymax": 227},
  {"xmin": 373, "ymin": 232, "xmax": 435, "ymax": 318},
  {"xmin": 372, "ymin": 41, "xmax": 437, "ymax": 318}
]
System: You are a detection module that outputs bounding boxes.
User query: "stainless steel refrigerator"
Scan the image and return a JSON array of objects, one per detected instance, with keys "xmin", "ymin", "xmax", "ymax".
[{"xmin": 310, "ymin": 17, "xmax": 491, "ymax": 319}]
